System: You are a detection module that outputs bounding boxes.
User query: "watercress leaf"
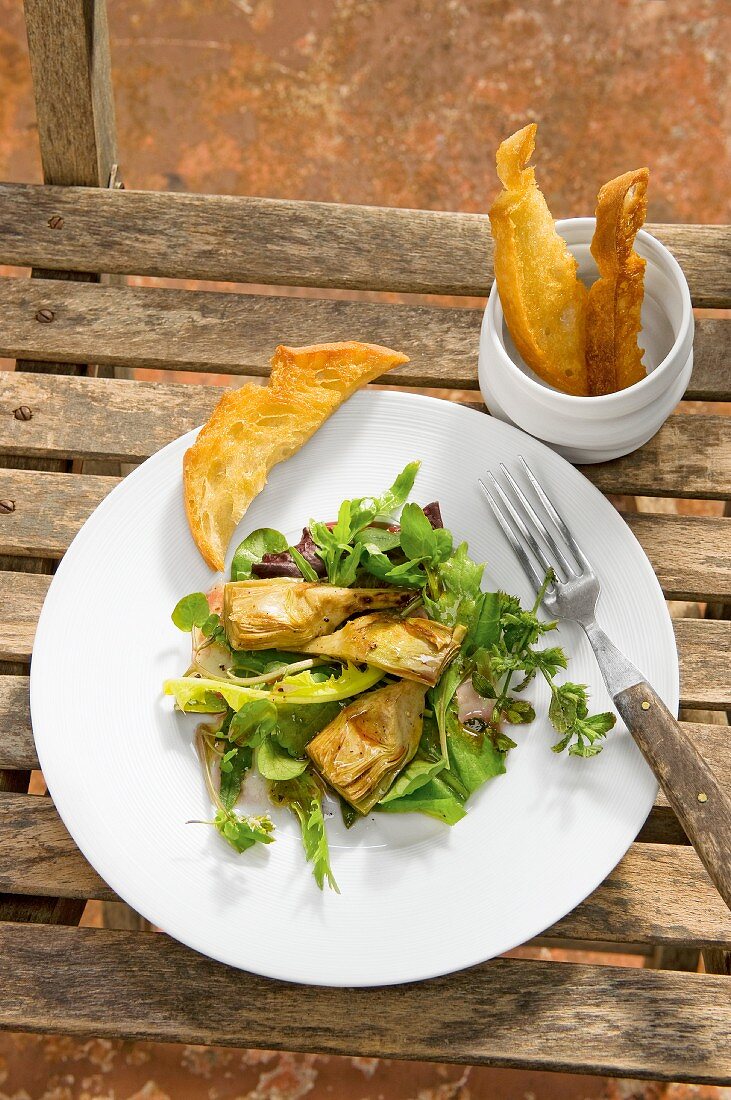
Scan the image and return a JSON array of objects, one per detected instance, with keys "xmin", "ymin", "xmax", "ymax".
[
  {"xmin": 229, "ymin": 698, "xmax": 278, "ymax": 747},
  {"xmin": 218, "ymin": 745, "xmax": 253, "ymax": 810},
  {"xmin": 256, "ymin": 736, "xmax": 308, "ymax": 781},
  {"xmin": 213, "ymin": 808, "xmax": 274, "ymax": 853},
  {"xmin": 399, "ymin": 503, "xmax": 438, "ymax": 562},
  {"xmin": 374, "ymin": 460, "xmax": 420, "ymax": 517},
  {"xmin": 288, "ymin": 544, "xmax": 319, "ymax": 581},
  {"xmin": 171, "ymin": 592, "xmax": 210, "ymax": 632},
  {"xmin": 200, "ymin": 612, "xmax": 222, "ymax": 638},
  {"xmin": 379, "ymin": 756, "xmax": 446, "ymax": 803},
  {"xmin": 231, "ymin": 528, "xmax": 288, "ymax": 581},
  {"xmin": 378, "ymin": 775, "xmax": 466, "ymax": 825}
]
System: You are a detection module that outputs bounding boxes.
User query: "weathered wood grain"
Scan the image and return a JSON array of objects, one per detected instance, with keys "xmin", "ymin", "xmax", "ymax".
[
  {"xmin": 23, "ymin": 0, "xmax": 117, "ymax": 187},
  {"xmin": 0, "ymin": 571, "xmax": 51, "ymax": 662},
  {"xmin": 0, "ymin": 372, "xmax": 728, "ymax": 500},
  {"xmin": 580, "ymin": 416, "xmax": 731, "ymax": 500},
  {"xmin": 0, "ymin": 278, "xmax": 479, "ymax": 389},
  {"xmin": 0, "ymin": 923, "xmax": 729, "ymax": 1081},
  {"xmin": 1, "ymin": 470, "xmax": 727, "ymax": 602},
  {"xmin": 675, "ymin": 619, "xmax": 731, "ymax": 710},
  {"xmin": 0, "ymin": 184, "xmax": 728, "ymax": 306},
  {"xmin": 2, "ymin": 794, "xmax": 730, "ymax": 948},
  {"xmin": 0, "ymin": 277, "xmax": 726, "ymax": 395},
  {"xmin": 621, "ymin": 514, "xmax": 731, "ymax": 602},
  {"xmin": 0, "ymin": 677, "xmax": 34, "ymax": 770},
  {"xmin": 0, "ymin": 469, "xmax": 121, "ymax": 558}
]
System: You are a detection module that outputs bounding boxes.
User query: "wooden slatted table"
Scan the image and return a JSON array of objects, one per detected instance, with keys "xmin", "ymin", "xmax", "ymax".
[{"xmin": 0, "ymin": 182, "xmax": 729, "ymax": 1086}]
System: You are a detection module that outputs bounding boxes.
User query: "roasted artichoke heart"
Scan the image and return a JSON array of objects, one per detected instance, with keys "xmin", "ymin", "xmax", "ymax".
[
  {"xmin": 307, "ymin": 680, "xmax": 426, "ymax": 813},
  {"xmin": 223, "ymin": 579, "xmax": 412, "ymax": 650},
  {"xmin": 300, "ymin": 613, "xmax": 465, "ymax": 686}
]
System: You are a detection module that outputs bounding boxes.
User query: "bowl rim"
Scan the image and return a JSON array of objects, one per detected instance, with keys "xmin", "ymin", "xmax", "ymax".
[{"xmin": 486, "ymin": 217, "xmax": 693, "ymax": 407}]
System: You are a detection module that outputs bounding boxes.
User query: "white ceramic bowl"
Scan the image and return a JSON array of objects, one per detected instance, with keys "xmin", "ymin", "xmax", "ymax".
[{"xmin": 478, "ymin": 218, "xmax": 694, "ymax": 463}]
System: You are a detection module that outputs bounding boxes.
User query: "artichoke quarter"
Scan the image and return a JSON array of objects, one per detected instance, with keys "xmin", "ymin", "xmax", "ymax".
[
  {"xmin": 300, "ymin": 613, "xmax": 465, "ymax": 686},
  {"xmin": 223, "ymin": 578, "xmax": 412, "ymax": 650},
  {"xmin": 307, "ymin": 680, "xmax": 426, "ymax": 813}
]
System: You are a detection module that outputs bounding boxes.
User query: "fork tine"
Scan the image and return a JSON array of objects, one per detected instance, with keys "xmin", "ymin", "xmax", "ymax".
[
  {"xmin": 477, "ymin": 480, "xmax": 543, "ymax": 593},
  {"xmin": 486, "ymin": 473, "xmax": 556, "ymax": 580},
  {"xmin": 518, "ymin": 456, "xmax": 591, "ymax": 570},
  {"xmin": 499, "ymin": 463, "xmax": 575, "ymax": 578}
]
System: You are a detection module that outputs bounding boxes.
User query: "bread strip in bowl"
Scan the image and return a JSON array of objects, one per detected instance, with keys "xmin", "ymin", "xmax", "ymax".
[{"xmin": 586, "ymin": 168, "xmax": 650, "ymax": 395}]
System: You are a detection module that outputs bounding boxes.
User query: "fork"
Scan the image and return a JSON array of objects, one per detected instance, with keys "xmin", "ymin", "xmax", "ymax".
[{"xmin": 479, "ymin": 456, "xmax": 731, "ymax": 911}]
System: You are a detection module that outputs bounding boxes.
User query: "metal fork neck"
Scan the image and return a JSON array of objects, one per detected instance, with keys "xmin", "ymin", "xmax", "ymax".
[{"xmin": 581, "ymin": 619, "xmax": 645, "ymax": 699}]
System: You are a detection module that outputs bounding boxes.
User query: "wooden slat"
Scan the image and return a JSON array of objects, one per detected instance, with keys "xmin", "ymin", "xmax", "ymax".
[
  {"xmin": 23, "ymin": 0, "xmax": 117, "ymax": 188},
  {"xmin": 0, "ymin": 469, "xmax": 120, "ymax": 558},
  {"xmin": 621, "ymin": 514, "xmax": 731, "ymax": 602},
  {"xmin": 1, "ymin": 373, "xmax": 729, "ymax": 500},
  {"xmin": 686, "ymin": 318, "xmax": 731, "ymax": 400},
  {"xmin": 0, "ymin": 923, "xmax": 729, "ymax": 1082},
  {"xmin": 0, "ymin": 277, "xmax": 726, "ymax": 396},
  {"xmin": 1, "ymin": 471, "xmax": 728, "ymax": 601},
  {"xmin": 0, "ymin": 278, "xmax": 479, "ymax": 390},
  {"xmin": 0, "ymin": 184, "xmax": 729, "ymax": 307},
  {"xmin": 0, "ymin": 677, "xmax": 34, "ymax": 771},
  {"xmin": 675, "ymin": 619, "xmax": 731, "ymax": 710},
  {"xmin": 2, "ymin": 793, "xmax": 729, "ymax": 949},
  {"xmin": 580, "ymin": 416, "xmax": 731, "ymax": 500}
]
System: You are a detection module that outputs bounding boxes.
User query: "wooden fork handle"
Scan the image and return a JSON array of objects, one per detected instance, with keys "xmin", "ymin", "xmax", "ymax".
[{"xmin": 614, "ymin": 681, "xmax": 731, "ymax": 911}]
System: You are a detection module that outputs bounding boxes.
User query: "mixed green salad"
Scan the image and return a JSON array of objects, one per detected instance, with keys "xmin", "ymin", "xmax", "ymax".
[{"xmin": 164, "ymin": 462, "xmax": 615, "ymax": 891}]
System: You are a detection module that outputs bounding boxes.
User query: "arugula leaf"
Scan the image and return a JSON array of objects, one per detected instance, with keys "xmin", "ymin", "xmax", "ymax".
[
  {"xmin": 229, "ymin": 698, "xmax": 278, "ymax": 747},
  {"xmin": 270, "ymin": 773, "xmax": 338, "ymax": 891},
  {"xmin": 354, "ymin": 527, "xmax": 401, "ymax": 553},
  {"xmin": 218, "ymin": 745, "xmax": 253, "ymax": 811},
  {"xmin": 273, "ymin": 701, "xmax": 342, "ymax": 757},
  {"xmin": 378, "ymin": 775, "xmax": 466, "ymax": 825},
  {"xmin": 429, "ymin": 655, "xmax": 465, "ymax": 760},
  {"xmin": 310, "ymin": 462, "xmax": 421, "ymax": 586},
  {"xmin": 231, "ymin": 528, "xmax": 288, "ymax": 581},
  {"xmin": 288, "ymin": 544, "xmax": 319, "ymax": 581},
  {"xmin": 361, "ymin": 549, "xmax": 425, "ymax": 587},
  {"xmin": 256, "ymin": 736, "xmax": 308, "ymax": 781},
  {"xmin": 374, "ymin": 460, "xmax": 420, "ymax": 518},
  {"xmin": 464, "ymin": 590, "xmax": 501, "ymax": 654},
  {"xmin": 213, "ymin": 808, "xmax": 275, "ymax": 853},
  {"xmin": 171, "ymin": 592, "xmax": 210, "ymax": 632}
]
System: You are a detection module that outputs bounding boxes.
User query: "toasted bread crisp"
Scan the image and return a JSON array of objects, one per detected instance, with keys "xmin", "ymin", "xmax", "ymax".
[
  {"xmin": 586, "ymin": 168, "xmax": 650, "ymax": 395},
  {"xmin": 183, "ymin": 342, "xmax": 409, "ymax": 571},
  {"xmin": 489, "ymin": 124, "xmax": 588, "ymax": 395}
]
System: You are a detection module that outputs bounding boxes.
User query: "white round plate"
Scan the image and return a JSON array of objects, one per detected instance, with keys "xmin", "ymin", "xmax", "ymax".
[{"xmin": 31, "ymin": 391, "xmax": 677, "ymax": 986}]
